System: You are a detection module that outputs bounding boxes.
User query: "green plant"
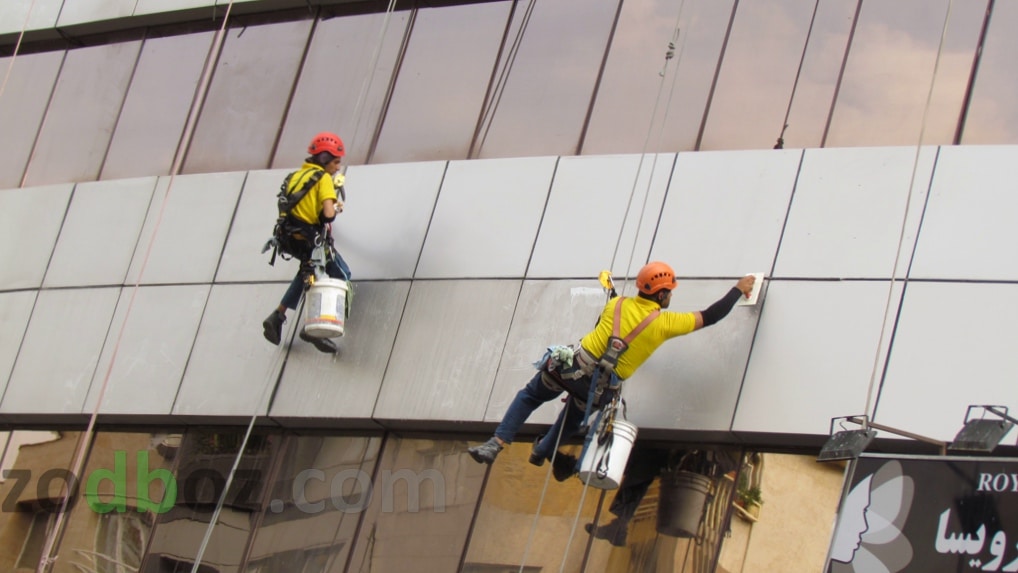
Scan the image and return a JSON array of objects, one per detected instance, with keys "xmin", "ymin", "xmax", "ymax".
[{"xmin": 737, "ymin": 485, "xmax": 763, "ymax": 507}]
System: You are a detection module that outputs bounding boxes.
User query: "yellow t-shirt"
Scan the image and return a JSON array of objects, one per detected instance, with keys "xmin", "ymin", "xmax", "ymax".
[
  {"xmin": 284, "ymin": 163, "xmax": 338, "ymax": 225},
  {"xmin": 580, "ymin": 296, "xmax": 697, "ymax": 379}
]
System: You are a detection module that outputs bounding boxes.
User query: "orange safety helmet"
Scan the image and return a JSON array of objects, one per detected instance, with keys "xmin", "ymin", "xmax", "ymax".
[
  {"xmin": 307, "ymin": 132, "xmax": 345, "ymax": 158},
  {"xmin": 636, "ymin": 261, "xmax": 678, "ymax": 295}
]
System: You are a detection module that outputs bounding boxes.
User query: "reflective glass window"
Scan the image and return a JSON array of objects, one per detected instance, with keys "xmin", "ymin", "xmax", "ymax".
[
  {"xmin": 476, "ymin": 0, "xmax": 619, "ymax": 159},
  {"xmin": 960, "ymin": 1, "xmax": 1018, "ymax": 144},
  {"xmin": 699, "ymin": 0, "xmax": 828, "ymax": 151},
  {"xmin": 50, "ymin": 431, "xmax": 176, "ymax": 573},
  {"xmin": 371, "ymin": 2, "xmax": 512, "ymax": 164},
  {"xmin": 582, "ymin": 0, "xmax": 735, "ymax": 155},
  {"xmin": 273, "ymin": 10, "xmax": 410, "ymax": 168},
  {"xmin": 824, "ymin": 0, "xmax": 986, "ymax": 147},
  {"xmin": 102, "ymin": 31, "xmax": 215, "ymax": 180},
  {"xmin": 22, "ymin": 42, "xmax": 141, "ymax": 186},
  {"xmin": 0, "ymin": 51, "xmax": 62, "ymax": 189},
  {"xmin": 245, "ymin": 435, "xmax": 382, "ymax": 573},
  {"xmin": 345, "ymin": 436, "xmax": 485, "ymax": 572},
  {"xmin": 183, "ymin": 19, "xmax": 312, "ymax": 174},
  {"xmin": 776, "ymin": 0, "xmax": 857, "ymax": 149},
  {"xmin": 139, "ymin": 429, "xmax": 278, "ymax": 573},
  {"xmin": 462, "ymin": 442, "xmax": 604, "ymax": 572}
]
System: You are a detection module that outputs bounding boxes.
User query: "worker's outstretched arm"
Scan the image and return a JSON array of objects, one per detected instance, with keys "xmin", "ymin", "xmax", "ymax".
[{"xmin": 692, "ymin": 275, "xmax": 756, "ymax": 330}]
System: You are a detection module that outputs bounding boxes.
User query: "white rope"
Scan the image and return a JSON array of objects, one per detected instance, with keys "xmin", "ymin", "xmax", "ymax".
[
  {"xmin": 611, "ymin": 0, "xmax": 688, "ymax": 293},
  {"xmin": 515, "ymin": 7, "xmax": 690, "ymax": 570},
  {"xmin": 345, "ymin": 0, "xmax": 398, "ymax": 165},
  {"xmin": 0, "ymin": 0, "xmax": 36, "ymax": 100},
  {"xmin": 861, "ymin": 0, "xmax": 954, "ymax": 426}
]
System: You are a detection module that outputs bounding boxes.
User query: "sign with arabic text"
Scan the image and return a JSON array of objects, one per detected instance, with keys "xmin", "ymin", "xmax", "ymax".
[{"xmin": 826, "ymin": 454, "xmax": 1018, "ymax": 572}]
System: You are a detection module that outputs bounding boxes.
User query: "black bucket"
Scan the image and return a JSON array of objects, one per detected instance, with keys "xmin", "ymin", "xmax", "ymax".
[{"xmin": 656, "ymin": 470, "xmax": 711, "ymax": 538}]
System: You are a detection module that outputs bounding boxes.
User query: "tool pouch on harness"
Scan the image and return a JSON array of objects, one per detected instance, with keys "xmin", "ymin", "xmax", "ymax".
[{"xmin": 263, "ymin": 169, "xmax": 325, "ymax": 265}]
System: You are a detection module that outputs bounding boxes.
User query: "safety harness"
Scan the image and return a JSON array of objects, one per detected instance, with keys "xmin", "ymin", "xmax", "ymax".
[
  {"xmin": 263, "ymin": 169, "xmax": 325, "ymax": 266},
  {"xmin": 580, "ymin": 296, "xmax": 659, "ymax": 480}
]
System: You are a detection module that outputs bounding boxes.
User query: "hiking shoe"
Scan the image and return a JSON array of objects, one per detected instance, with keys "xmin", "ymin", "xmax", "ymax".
[
  {"xmin": 468, "ymin": 437, "xmax": 503, "ymax": 464},
  {"xmin": 552, "ymin": 452, "xmax": 578, "ymax": 482},
  {"xmin": 528, "ymin": 436, "xmax": 546, "ymax": 467},
  {"xmin": 299, "ymin": 330, "xmax": 338, "ymax": 354},
  {"xmin": 262, "ymin": 310, "xmax": 285, "ymax": 345},
  {"xmin": 585, "ymin": 519, "xmax": 628, "ymax": 547}
]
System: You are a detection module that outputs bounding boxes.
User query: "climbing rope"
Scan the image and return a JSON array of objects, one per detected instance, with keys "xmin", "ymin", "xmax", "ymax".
[
  {"xmin": 0, "ymin": 0, "xmax": 36, "ymax": 100},
  {"xmin": 515, "ymin": 5, "xmax": 689, "ymax": 570},
  {"xmin": 774, "ymin": 0, "xmax": 820, "ymax": 149},
  {"xmin": 471, "ymin": 0, "xmax": 539, "ymax": 158},
  {"xmin": 861, "ymin": 0, "xmax": 955, "ymax": 428}
]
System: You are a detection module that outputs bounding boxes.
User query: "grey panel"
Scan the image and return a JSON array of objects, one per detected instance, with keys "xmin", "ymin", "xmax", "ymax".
[
  {"xmin": 528, "ymin": 154, "xmax": 671, "ymax": 280},
  {"xmin": 22, "ymin": 41, "xmax": 142, "ymax": 187},
  {"xmin": 101, "ymin": 32, "xmax": 215, "ymax": 180},
  {"xmin": 133, "ymin": 0, "xmax": 214, "ymax": 13},
  {"xmin": 623, "ymin": 279, "xmax": 762, "ymax": 432},
  {"xmin": 0, "ymin": 291, "xmax": 38, "ymax": 398},
  {"xmin": 0, "ymin": 0, "xmax": 62, "ymax": 34},
  {"xmin": 773, "ymin": 146, "xmax": 935, "ymax": 279},
  {"xmin": 174, "ymin": 284, "xmax": 289, "ymax": 417},
  {"xmin": 273, "ymin": 10, "xmax": 408, "ymax": 168},
  {"xmin": 911, "ymin": 145, "xmax": 1018, "ymax": 280},
  {"xmin": 83, "ymin": 285, "xmax": 210, "ymax": 415},
  {"xmin": 2, "ymin": 288, "xmax": 121, "ymax": 415},
  {"xmin": 218, "ymin": 162, "xmax": 445, "ymax": 283},
  {"xmin": 373, "ymin": 280, "xmax": 519, "ymax": 422},
  {"xmin": 733, "ymin": 280, "xmax": 902, "ymax": 436},
  {"xmin": 0, "ymin": 184, "xmax": 73, "ymax": 290},
  {"xmin": 877, "ymin": 282, "xmax": 1018, "ymax": 443},
  {"xmin": 183, "ymin": 19, "xmax": 312, "ymax": 174},
  {"xmin": 269, "ymin": 281, "xmax": 410, "ymax": 420},
  {"xmin": 651, "ymin": 149, "xmax": 801, "ymax": 278},
  {"xmin": 0, "ymin": 51, "xmax": 62, "ymax": 189},
  {"xmin": 56, "ymin": 0, "xmax": 134, "ymax": 26},
  {"xmin": 416, "ymin": 157, "xmax": 555, "ymax": 278},
  {"xmin": 486, "ymin": 280, "xmax": 617, "ymax": 426},
  {"xmin": 216, "ymin": 168, "xmax": 302, "ymax": 284},
  {"xmin": 125, "ymin": 172, "xmax": 245, "ymax": 285},
  {"xmin": 332, "ymin": 162, "xmax": 444, "ymax": 280},
  {"xmin": 44, "ymin": 177, "xmax": 157, "ymax": 288}
]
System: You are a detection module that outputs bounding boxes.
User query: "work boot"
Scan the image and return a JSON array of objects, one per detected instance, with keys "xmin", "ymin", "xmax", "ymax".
[
  {"xmin": 468, "ymin": 437, "xmax": 503, "ymax": 464},
  {"xmin": 262, "ymin": 310, "xmax": 285, "ymax": 345},
  {"xmin": 529, "ymin": 436, "xmax": 546, "ymax": 467},
  {"xmin": 552, "ymin": 452, "xmax": 578, "ymax": 482},
  {"xmin": 585, "ymin": 518, "xmax": 628, "ymax": 547},
  {"xmin": 299, "ymin": 330, "xmax": 338, "ymax": 354}
]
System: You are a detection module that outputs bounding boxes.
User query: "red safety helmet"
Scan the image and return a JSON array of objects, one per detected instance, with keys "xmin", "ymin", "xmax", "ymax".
[
  {"xmin": 636, "ymin": 261, "xmax": 678, "ymax": 295},
  {"xmin": 307, "ymin": 132, "xmax": 345, "ymax": 158}
]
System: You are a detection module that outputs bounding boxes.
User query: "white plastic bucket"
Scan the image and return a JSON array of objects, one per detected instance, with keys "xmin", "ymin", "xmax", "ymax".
[
  {"xmin": 576, "ymin": 420, "xmax": 638, "ymax": 490},
  {"xmin": 303, "ymin": 278, "xmax": 347, "ymax": 338}
]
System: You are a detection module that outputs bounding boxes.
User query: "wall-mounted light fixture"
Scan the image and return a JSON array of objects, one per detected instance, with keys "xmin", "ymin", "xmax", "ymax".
[
  {"xmin": 949, "ymin": 405, "xmax": 1016, "ymax": 453},
  {"xmin": 817, "ymin": 415, "xmax": 948, "ymax": 462}
]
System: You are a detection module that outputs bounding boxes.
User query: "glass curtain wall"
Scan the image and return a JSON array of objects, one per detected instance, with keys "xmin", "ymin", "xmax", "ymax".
[{"xmin": 3, "ymin": 0, "xmax": 1018, "ymax": 187}]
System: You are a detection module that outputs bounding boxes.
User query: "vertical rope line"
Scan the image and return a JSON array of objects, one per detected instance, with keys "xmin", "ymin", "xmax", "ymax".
[
  {"xmin": 0, "ymin": 0, "xmax": 37, "ymax": 99},
  {"xmin": 346, "ymin": 0, "xmax": 398, "ymax": 165},
  {"xmin": 775, "ymin": 0, "xmax": 821, "ymax": 148},
  {"xmin": 862, "ymin": 0, "xmax": 954, "ymax": 424}
]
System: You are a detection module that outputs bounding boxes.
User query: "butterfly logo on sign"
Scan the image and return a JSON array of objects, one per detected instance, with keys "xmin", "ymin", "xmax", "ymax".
[{"xmin": 829, "ymin": 460, "xmax": 915, "ymax": 573}]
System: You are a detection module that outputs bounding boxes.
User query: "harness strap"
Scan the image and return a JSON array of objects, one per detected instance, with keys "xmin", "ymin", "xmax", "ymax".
[
  {"xmin": 280, "ymin": 168, "xmax": 326, "ymax": 214},
  {"xmin": 613, "ymin": 297, "xmax": 661, "ymax": 343}
]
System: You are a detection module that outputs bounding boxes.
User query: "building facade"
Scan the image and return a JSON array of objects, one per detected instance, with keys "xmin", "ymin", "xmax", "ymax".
[{"xmin": 1, "ymin": 0, "xmax": 1017, "ymax": 571}]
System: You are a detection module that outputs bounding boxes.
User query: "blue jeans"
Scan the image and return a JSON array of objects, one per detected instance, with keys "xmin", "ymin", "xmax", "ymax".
[
  {"xmin": 494, "ymin": 370, "xmax": 589, "ymax": 461},
  {"xmin": 280, "ymin": 250, "xmax": 351, "ymax": 310}
]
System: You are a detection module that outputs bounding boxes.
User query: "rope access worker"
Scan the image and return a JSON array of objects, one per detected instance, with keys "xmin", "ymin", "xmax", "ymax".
[
  {"xmin": 468, "ymin": 262, "xmax": 755, "ymax": 480},
  {"xmin": 262, "ymin": 132, "xmax": 352, "ymax": 354}
]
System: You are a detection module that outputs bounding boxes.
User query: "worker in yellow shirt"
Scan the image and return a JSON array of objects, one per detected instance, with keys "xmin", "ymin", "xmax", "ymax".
[{"xmin": 468, "ymin": 262, "xmax": 755, "ymax": 480}]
